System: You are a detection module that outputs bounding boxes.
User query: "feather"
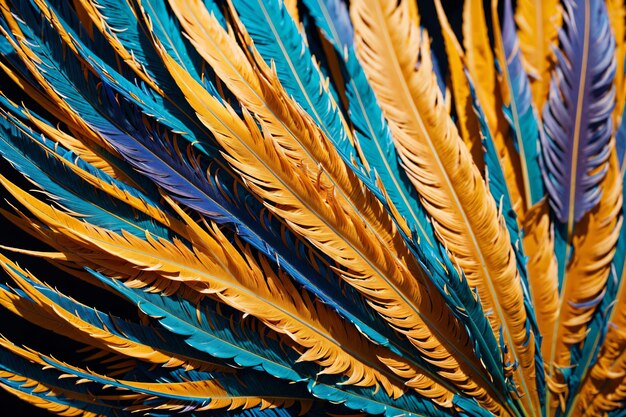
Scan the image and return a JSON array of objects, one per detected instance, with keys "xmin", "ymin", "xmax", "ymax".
[
  {"xmin": 463, "ymin": 0, "xmax": 526, "ymax": 217},
  {"xmin": 156, "ymin": 35, "xmax": 509, "ymax": 413},
  {"xmin": 545, "ymin": 151, "xmax": 622, "ymax": 413},
  {"xmin": 607, "ymin": 0, "xmax": 626, "ymax": 130},
  {"xmin": 433, "ymin": 0, "xmax": 484, "ymax": 174},
  {"xmin": 541, "ymin": 0, "xmax": 617, "ymax": 228},
  {"xmin": 350, "ymin": 1, "xmax": 538, "ymax": 414},
  {"xmin": 514, "ymin": 0, "xmax": 562, "ymax": 113},
  {"xmin": 493, "ymin": 0, "xmax": 546, "ymax": 208},
  {"xmin": 228, "ymin": 0, "xmax": 355, "ymax": 160}
]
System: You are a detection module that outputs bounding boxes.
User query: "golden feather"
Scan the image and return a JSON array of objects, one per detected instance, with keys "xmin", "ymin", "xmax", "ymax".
[
  {"xmin": 514, "ymin": 0, "xmax": 562, "ymax": 113},
  {"xmin": 350, "ymin": 0, "xmax": 539, "ymax": 414},
  {"xmin": 545, "ymin": 152, "xmax": 623, "ymax": 413},
  {"xmin": 433, "ymin": 0, "xmax": 484, "ymax": 174}
]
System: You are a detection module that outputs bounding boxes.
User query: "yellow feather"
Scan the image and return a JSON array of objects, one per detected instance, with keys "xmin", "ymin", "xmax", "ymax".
[
  {"xmin": 607, "ymin": 0, "xmax": 626, "ymax": 128},
  {"xmin": 433, "ymin": 0, "xmax": 484, "ymax": 174},
  {"xmin": 463, "ymin": 0, "xmax": 526, "ymax": 218},
  {"xmin": 0, "ymin": 255, "xmax": 229, "ymax": 373},
  {"xmin": 514, "ymin": 0, "xmax": 561, "ymax": 114},
  {"xmin": 463, "ymin": 0, "xmax": 497, "ymax": 127},
  {"xmin": 351, "ymin": 1, "xmax": 538, "ymax": 414},
  {"xmin": 545, "ymin": 152, "xmax": 623, "ymax": 414},
  {"xmin": 521, "ymin": 201, "xmax": 559, "ymax": 364},
  {"xmin": 155, "ymin": 37, "xmax": 506, "ymax": 411},
  {"xmin": 0, "ymin": 175, "xmax": 461, "ymax": 403}
]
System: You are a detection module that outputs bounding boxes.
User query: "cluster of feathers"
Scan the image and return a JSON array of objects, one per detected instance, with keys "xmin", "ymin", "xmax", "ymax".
[{"xmin": 0, "ymin": 0, "xmax": 624, "ymax": 416}]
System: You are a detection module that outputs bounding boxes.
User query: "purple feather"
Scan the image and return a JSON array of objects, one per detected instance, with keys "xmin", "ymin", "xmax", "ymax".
[{"xmin": 541, "ymin": 0, "xmax": 616, "ymax": 225}]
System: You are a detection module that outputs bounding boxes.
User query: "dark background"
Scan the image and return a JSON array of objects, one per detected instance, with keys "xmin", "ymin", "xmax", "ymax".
[{"xmin": 0, "ymin": 0, "xmax": 467, "ymax": 414}]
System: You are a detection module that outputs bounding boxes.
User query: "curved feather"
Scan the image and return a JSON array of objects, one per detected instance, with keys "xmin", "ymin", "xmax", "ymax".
[
  {"xmin": 350, "ymin": 1, "xmax": 538, "ymax": 414},
  {"xmin": 228, "ymin": 0, "xmax": 355, "ymax": 161},
  {"xmin": 463, "ymin": 0, "xmax": 526, "ymax": 217},
  {"xmin": 433, "ymin": 0, "xmax": 484, "ymax": 174}
]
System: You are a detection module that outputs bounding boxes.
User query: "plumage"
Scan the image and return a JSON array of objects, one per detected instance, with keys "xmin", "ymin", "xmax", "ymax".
[{"xmin": 0, "ymin": 1, "xmax": 623, "ymax": 416}]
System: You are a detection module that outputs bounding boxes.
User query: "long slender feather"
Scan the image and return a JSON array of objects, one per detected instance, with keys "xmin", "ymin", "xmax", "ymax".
[
  {"xmin": 545, "ymin": 151, "xmax": 622, "ymax": 413},
  {"xmin": 350, "ymin": 1, "xmax": 538, "ymax": 414},
  {"xmin": 493, "ymin": 0, "xmax": 545, "ymax": 208},
  {"xmin": 541, "ymin": 0, "xmax": 616, "ymax": 228},
  {"xmin": 433, "ymin": 0, "xmax": 484, "ymax": 173},
  {"xmin": 463, "ymin": 0, "xmax": 526, "ymax": 218}
]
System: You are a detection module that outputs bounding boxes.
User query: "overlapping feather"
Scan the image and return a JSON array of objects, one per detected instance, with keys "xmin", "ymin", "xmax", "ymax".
[
  {"xmin": 350, "ymin": 1, "xmax": 538, "ymax": 415},
  {"xmin": 0, "ymin": 0, "xmax": 624, "ymax": 416}
]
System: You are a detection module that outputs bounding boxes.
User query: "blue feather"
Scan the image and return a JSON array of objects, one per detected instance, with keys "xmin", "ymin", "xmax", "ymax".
[
  {"xmin": 499, "ymin": 0, "xmax": 545, "ymax": 206},
  {"xmin": 541, "ymin": 0, "xmax": 616, "ymax": 227}
]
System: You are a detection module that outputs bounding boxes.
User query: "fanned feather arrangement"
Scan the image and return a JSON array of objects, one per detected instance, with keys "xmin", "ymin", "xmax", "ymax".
[{"xmin": 0, "ymin": 0, "xmax": 624, "ymax": 416}]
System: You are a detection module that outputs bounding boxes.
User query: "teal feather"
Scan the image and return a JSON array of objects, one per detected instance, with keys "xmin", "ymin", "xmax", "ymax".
[
  {"xmin": 498, "ymin": 0, "xmax": 545, "ymax": 206},
  {"xmin": 301, "ymin": 0, "xmax": 508, "ymax": 396},
  {"xmin": 229, "ymin": 0, "xmax": 354, "ymax": 163},
  {"xmin": 465, "ymin": 69, "xmax": 544, "ymax": 405},
  {"xmin": 87, "ymin": 269, "xmax": 450, "ymax": 417}
]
